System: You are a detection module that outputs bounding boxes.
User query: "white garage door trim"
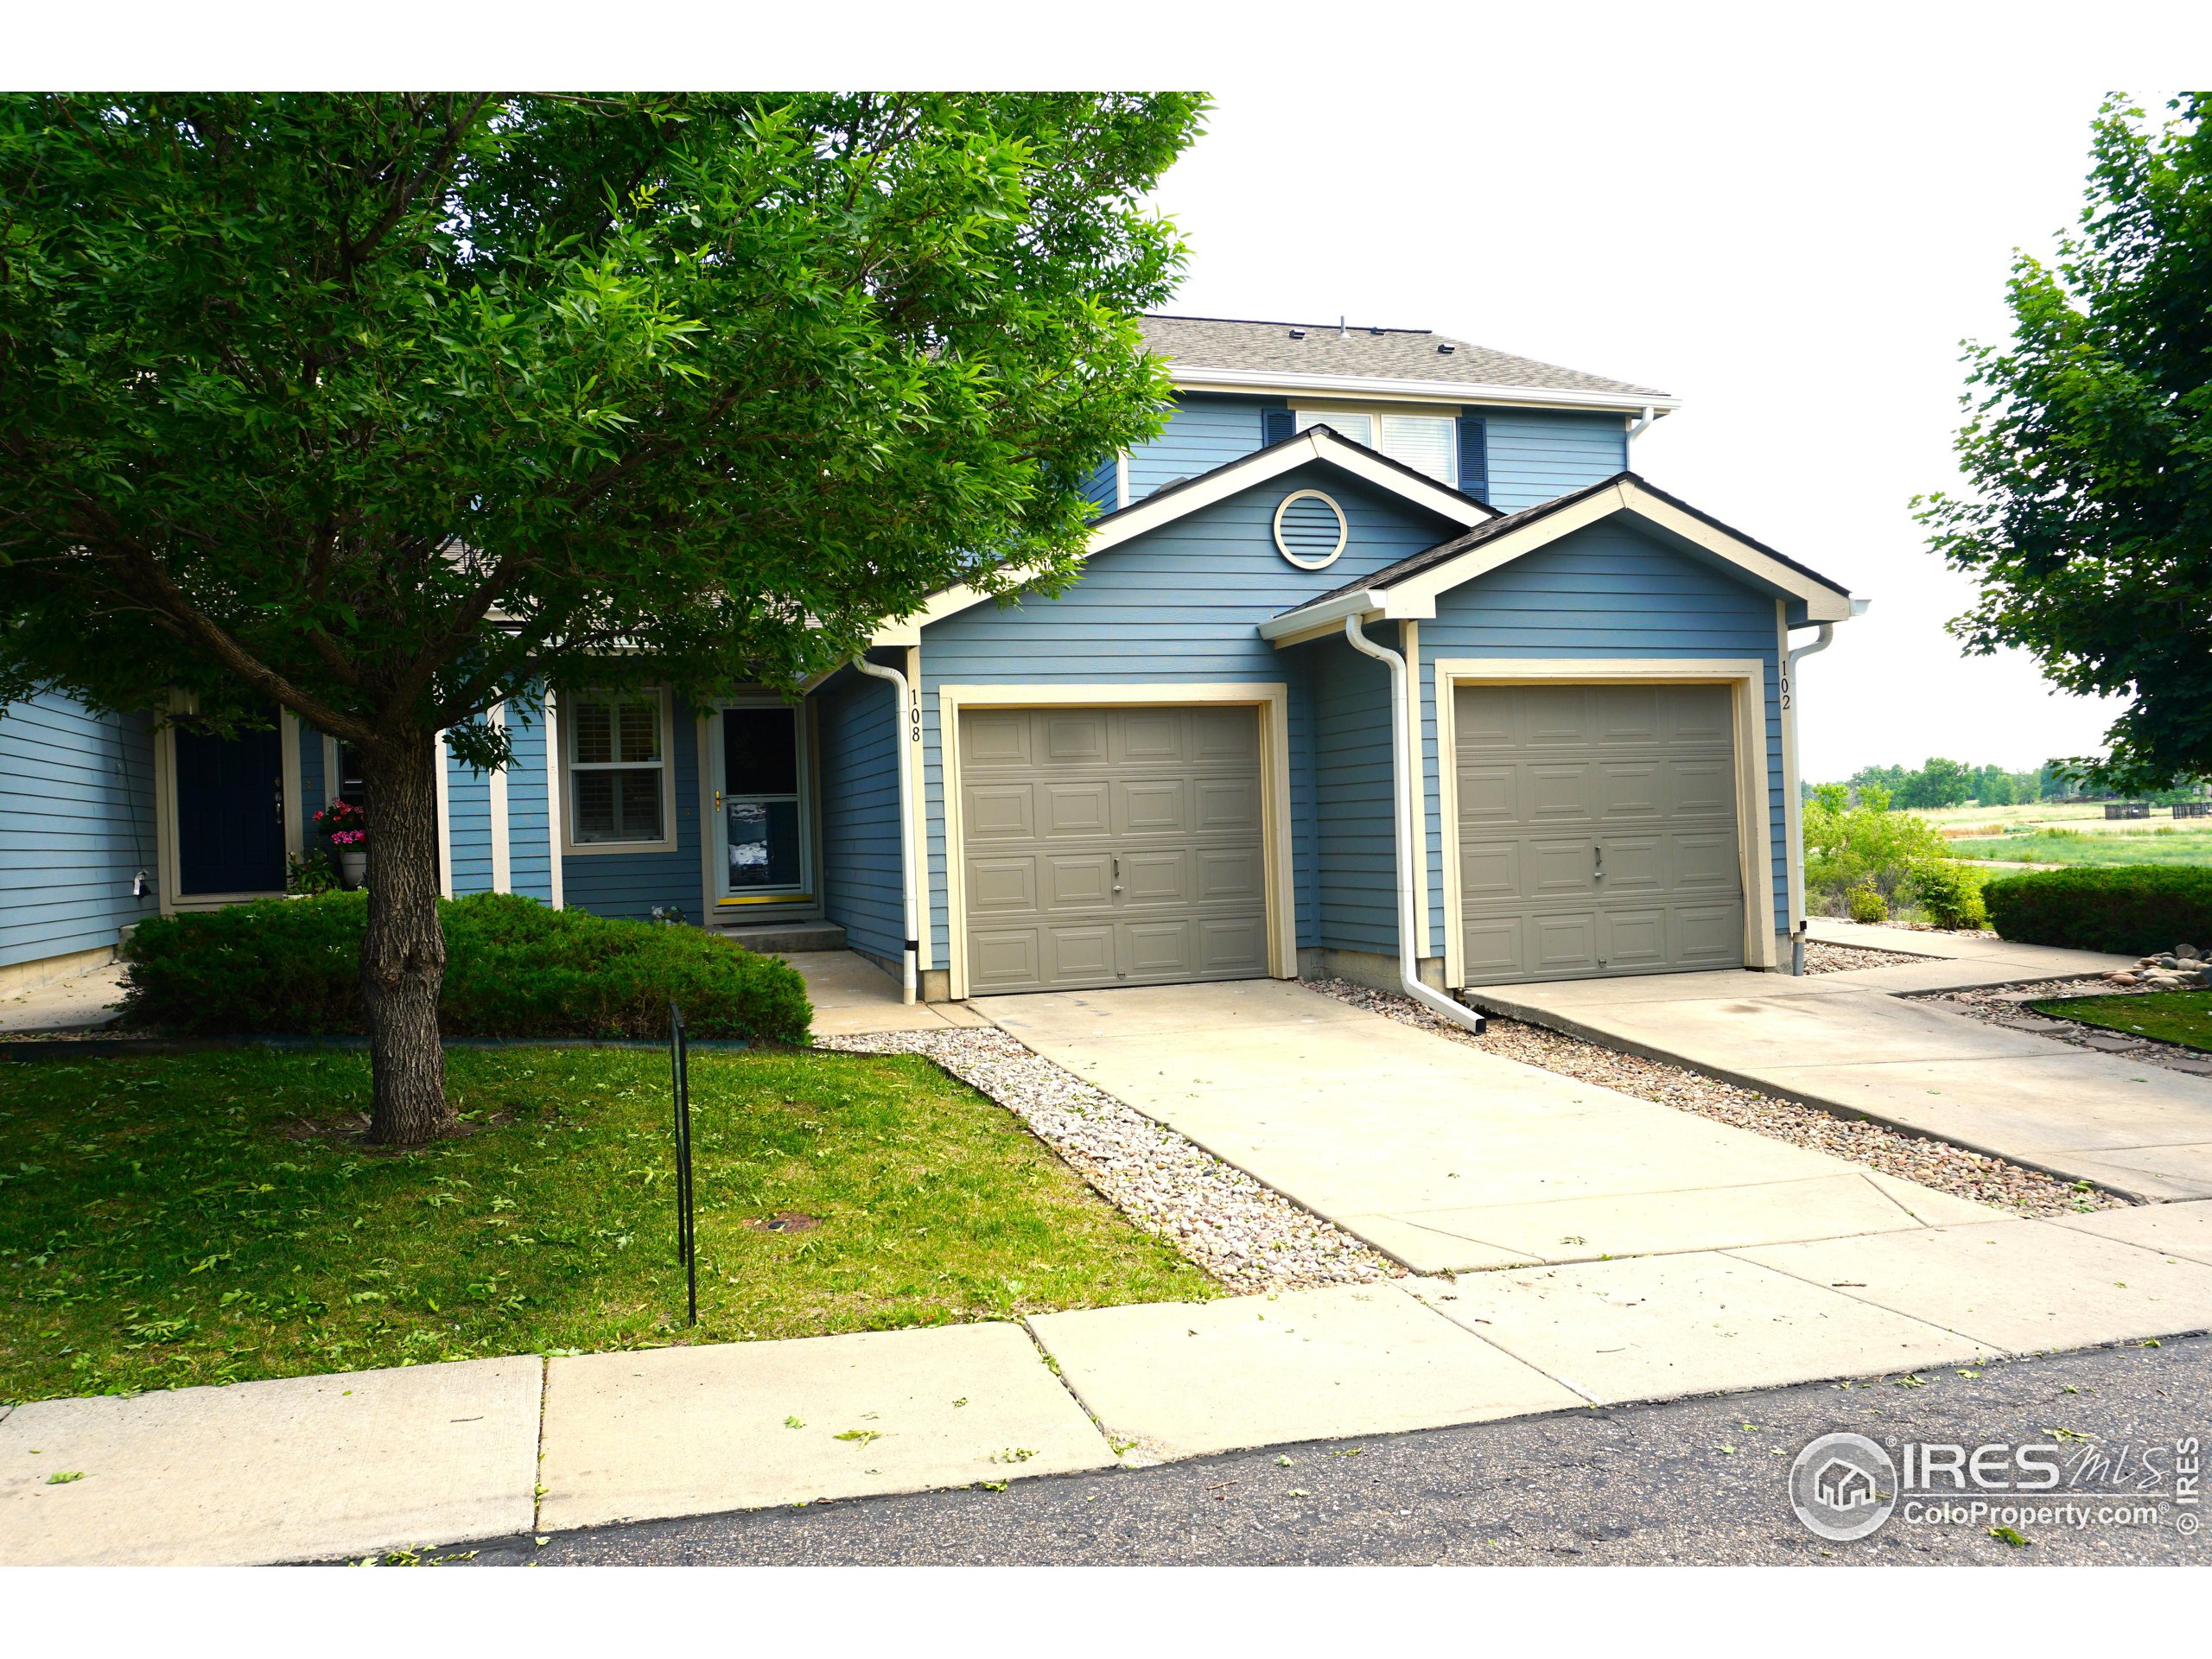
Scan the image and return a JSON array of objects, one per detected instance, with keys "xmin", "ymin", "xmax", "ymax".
[
  {"xmin": 936, "ymin": 683, "xmax": 1298, "ymax": 1000},
  {"xmin": 1432, "ymin": 657, "xmax": 1777, "ymax": 988}
]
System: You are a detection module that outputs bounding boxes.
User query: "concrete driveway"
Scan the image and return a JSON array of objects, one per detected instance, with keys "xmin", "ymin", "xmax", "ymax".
[
  {"xmin": 1466, "ymin": 923, "xmax": 2212, "ymax": 1202},
  {"xmin": 982, "ymin": 978, "xmax": 1994, "ymax": 1273}
]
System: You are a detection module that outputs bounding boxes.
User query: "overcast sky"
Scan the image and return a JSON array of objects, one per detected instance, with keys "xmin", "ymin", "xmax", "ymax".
[
  {"xmin": 1144, "ymin": 85, "xmax": 2158, "ymax": 783},
  {"xmin": 22, "ymin": 4, "xmax": 2212, "ymax": 786}
]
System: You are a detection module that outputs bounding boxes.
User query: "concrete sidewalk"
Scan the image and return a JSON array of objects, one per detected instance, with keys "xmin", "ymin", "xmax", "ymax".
[
  {"xmin": 982, "ymin": 979, "xmax": 1995, "ymax": 1273},
  {"xmin": 0, "ymin": 960, "xmax": 124, "ymax": 1035},
  {"xmin": 1465, "ymin": 925, "xmax": 2212, "ymax": 1203},
  {"xmin": 787, "ymin": 951, "xmax": 988, "ymax": 1036},
  {"xmin": 9, "ymin": 1203, "xmax": 2211, "ymax": 1564}
]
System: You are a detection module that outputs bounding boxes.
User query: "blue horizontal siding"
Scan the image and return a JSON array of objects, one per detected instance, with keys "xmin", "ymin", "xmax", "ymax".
[
  {"xmin": 503, "ymin": 708, "xmax": 553, "ymax": 904},
  {"xmin": 816, "ymin": 667, "xmax": 904, "ymax": 962},
  {"xmin": 446, "ymin": 739, "xmax": 494, "ymax": 896},
  {"xmin": 1479, "ymin": 409, "xmax": 1629, "ymax": 510},
  {"xmin": 1416, "ymin": 521, "xmax": 1789, "ymax": 947},
  {"xmin": 1308, "ymin": 631, "xmax": 1402, "ymax": 957},
  {"xmin": 1125, "ymin": 392, "xmax": 1281, "ymax": 499},
  {"xmin": 559, "ymin": 696, "xmax": 704, "ymax": 922},
  {"xmin": 920, "ymin": 461, "xmax": 1463, "ymax": 963},
  {"xmin": 0, "ymin": 692, "xmax": 159, "ymax": 969}
]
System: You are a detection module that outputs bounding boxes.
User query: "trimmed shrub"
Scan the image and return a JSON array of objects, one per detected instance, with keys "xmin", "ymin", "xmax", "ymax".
[
  {"xmin": 1845, "ymin": 880, "xmax": 1889, "ymax": 924},
  {"xmin": 120, "ymin": 892, "xmax": 813, "ymax": 1042},
  {"xmin": 1982, "ymin": 865, "xmax": 2212, "ymax": 957},
  {"xmin": 1903, "ymin": 859, "xmax": 1989, "ymax": 930}
]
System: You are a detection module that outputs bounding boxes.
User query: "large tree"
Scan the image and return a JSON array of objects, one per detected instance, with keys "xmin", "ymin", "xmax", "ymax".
[
  {"xmin": 0, "ymin": 92, "xmax": 1202, "ymax": 1144},
  {"xmin": 1917, "ymin": 93, "xmax": 2212, "ymax": 795}
]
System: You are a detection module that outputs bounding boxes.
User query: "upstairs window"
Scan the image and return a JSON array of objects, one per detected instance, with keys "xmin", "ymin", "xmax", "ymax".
[
  {"xmin": 566, "ymin": 690, "xmax": 670, "ymax": 847},
  {"xmin": 1295, "ymin": 409, "xmax": 1458, "ymax": 486}
]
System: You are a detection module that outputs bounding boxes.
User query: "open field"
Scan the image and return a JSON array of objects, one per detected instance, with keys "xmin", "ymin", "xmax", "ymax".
[
  {"xmin": 0, "ymin": 1048, "xmax": 1214, "ymax": 1405},
  {"xmin": 1910, "ymin": 801, "xmax": 2212, "ymax": 838},
  {"xmin": 1948, "ymin": 828, "xmax": 2212, "ymax": 868}
]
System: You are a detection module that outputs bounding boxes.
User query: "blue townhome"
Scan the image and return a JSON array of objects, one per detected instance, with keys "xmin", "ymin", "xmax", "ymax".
[{"xmin": 0, "ymin": 312, "xmax": 1861, "ymax": 1009}]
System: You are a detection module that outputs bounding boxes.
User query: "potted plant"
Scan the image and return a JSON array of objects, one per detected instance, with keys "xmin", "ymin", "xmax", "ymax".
[{"xmin": 314, "ymin": 799, "xmax": 368, "ymax": 889}]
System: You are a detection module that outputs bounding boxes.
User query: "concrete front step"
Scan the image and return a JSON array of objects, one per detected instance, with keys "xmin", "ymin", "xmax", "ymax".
[{"xmin": 713, "ymin": 919, "xmax": 848, "ymax": 954}]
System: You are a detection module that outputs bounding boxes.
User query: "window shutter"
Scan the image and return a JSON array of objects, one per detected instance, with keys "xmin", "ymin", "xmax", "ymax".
[
  {"xmin": 1262, "ymin": 407, "xmax": 1294, "ymax": 447},
  {"xmin": 1457, "ymin": 416, "xmax": 1489, "ymax": 503}
]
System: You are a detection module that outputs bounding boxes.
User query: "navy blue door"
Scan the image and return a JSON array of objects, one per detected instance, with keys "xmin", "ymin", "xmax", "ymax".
[{"xmin": 175, "ymin": 713, "xmax": 286, "ymax": 895}]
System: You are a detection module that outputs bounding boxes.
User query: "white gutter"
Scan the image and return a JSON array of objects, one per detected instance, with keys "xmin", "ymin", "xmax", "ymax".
[
  {"xmin": 1167, "ymin": 362, "xmax": 1683, "ymax": 416},
  {"xmin": 1342, "ymin": 616, "xmax": 1488, "ymax": 1037},
  {"xmin": 850, "ymin": 656, "xmax": 918, "ymax": 1004},
  {"xmin": 1780, "ymin": 597, "xmax": 1870, "ymax": 975},
  {"xmin": 1625, "ymin": 404, "xmax": 1663, "ymax": 441}
]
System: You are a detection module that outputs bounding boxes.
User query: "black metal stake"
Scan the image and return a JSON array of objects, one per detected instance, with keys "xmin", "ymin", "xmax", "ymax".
[{"xmin": 670, "ymin": 1000, "xmax": 696, "ymax": 1326}]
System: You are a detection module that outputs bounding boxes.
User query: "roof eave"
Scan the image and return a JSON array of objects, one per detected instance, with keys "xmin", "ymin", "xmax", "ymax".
[{"xmin": 1164, "ymin": 362, "xmax": 1682, "ymax": 416}]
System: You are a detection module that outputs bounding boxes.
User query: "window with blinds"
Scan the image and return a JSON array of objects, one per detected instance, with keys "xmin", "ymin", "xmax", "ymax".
[{"xmin": 567, "ymin": 691, "xmax": 667, "ymax": 844}]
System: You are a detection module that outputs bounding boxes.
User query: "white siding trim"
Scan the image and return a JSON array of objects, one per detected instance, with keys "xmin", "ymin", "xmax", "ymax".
[
  {"xmin": 1432, "ymin": 657, "xmax": 1779, "ymax": 984},
  {"xmin": 904, "ymin": 645, "xmax": 931, "ymax": 972},
  {"xmin": 488, "ymin": 702, "xmax": 512, "ymax": 895},
  {"xmin": 934, "ymin": 682, "xmax": 1297, "ymax": 1001},
  {"xmin": 1403, "ymin": 619, "xmax": 1429, "ymax": 963},
  {"xmin": 1777, "ymin": 601, "xmax": 1804, "ymax": 935},
  {"xmin": 434, "ymin": 728, "xmax": 454, "ymax": 899},
  {"xmin": 542, "ymin": 699, "xmax": 564, "ymax": 909}
]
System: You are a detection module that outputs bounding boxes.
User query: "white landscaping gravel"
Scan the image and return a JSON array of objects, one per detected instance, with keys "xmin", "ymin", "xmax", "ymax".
[
  {"xmin": 1802, "ymin": 939, "xmax": 1925, "ymax": 975},
  {"xmin": 817, "ymin": 1027, "xmax": 1400, "ymax": 1292},
  {"xmin": 1306, "ymin": 978, "xmax": 2127, "ymax": 1218},
  {"xmin": 1921, "ymin": 977, "xmax": 2212, "ymax": 1077}
]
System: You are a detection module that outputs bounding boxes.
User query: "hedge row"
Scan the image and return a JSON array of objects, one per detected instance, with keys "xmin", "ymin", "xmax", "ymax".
[
  {"xmin": 120, "ymin": 892, "xmax": 813, "ymax": 1042},
  {"xmin": 1981, "ymin": 865, "xmax": 2212, "ymax": 957}
]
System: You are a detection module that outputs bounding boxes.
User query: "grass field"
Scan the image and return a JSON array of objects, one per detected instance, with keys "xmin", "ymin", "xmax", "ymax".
[
  {"xmin": 1948, "ymin": 829, "xmax": 2212, "ymax": 867},
  {"xmin": 0, "ymin": 1047, "xmax": 1215, "ymax": 1405},
  {"xmin": 2030, "ymin": 991, "xmax": 2212, "ymax": 1053}
]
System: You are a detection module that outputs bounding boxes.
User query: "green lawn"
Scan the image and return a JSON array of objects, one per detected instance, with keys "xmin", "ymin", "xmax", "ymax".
[
  {"xmin": 2029, "ymin": 991, "xmax": 2212, "ymax": 1053},
  {"xmin": 1951, "ymin": 830, "xmax": 2212, "ymax": 867},
  {"xmin": 0, "ymin": 1048, "xmax": 1216, "ymax": 1405}
]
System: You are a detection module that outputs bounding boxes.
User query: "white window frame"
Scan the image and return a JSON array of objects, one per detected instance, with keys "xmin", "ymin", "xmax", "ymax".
[
  {"xmin": 1294, "ymin": 403, "xmax": 1459, "ymax": 488},
  {"xmin": 559, "ymin": 686, "xmax": 679, "ymax": 856},
  {"xmin": 711, "ymin": 698, "xmax": 814, "ymax": 904}
]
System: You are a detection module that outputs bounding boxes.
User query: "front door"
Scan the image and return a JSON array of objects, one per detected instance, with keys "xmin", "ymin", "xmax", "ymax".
[
  {"xmin": 175, "ymin": 712, "xmax": 287, "ymax": 896},
  {"xmin": 711, "ymin": 702, "xmax": 812, "ymax": 906}
]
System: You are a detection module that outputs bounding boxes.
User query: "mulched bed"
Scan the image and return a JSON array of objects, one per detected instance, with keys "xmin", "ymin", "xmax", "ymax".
[
  {"xmin": 1802, "ymin": 939, "xmax": 1926, "ymax": 974},
  {"xmin": 1306, "ymin": 978, "xmax": 2126, "ymax": 1218}
]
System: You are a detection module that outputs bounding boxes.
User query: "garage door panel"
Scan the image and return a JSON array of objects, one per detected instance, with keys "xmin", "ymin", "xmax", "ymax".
[
  {"xmin": 962, "ymin": 710, "xmax": 1033, "ymax": 768},
  {"xmin": 1042, "ymin": 712, "xmax": 1109, "ymax": 765},
  {"xmin": 1527, "ymin": 763, "xmax": 1595, "ymax": 823},
  {"xmin": 1675, "ymin": 903, "xmax": 1746, "ymax": 968},
  {"xmin": 1193, "ymin": 775, "xmax": 1262, "ymax": 834},
  {"xmin": 965, "ymin": 855, "xmax": 1038, "ymax": 915},
  {"xmin": 1196, "ymin": 916, "xmax": 1268, "ymax": 976},
  {"xmin": 1040, "ymin": 781, "xmax": 1111, "ymax": 838},
  {"xmin": 967, "ymin": 928, "xmax": 1041, "ymax": 992},
  {"xmin": 1459, "ymin": 838, "xmax": 1519, "ymax": 903},
  {"xmin": 1600, "ymin": 835, "xmax": 1664, "ymax": 894},
  {"xmin": 1529, "ymin": 836, "xmax": 1599, "ymax": 900},
  {"xmin": 964, "ymin": 784, "xmax": 1036, "ymax": 840},
  {"xmin": 1122, "ymin": 919, "xmax": 1193, "ymax": 977},
  {"xmin": 958, "ymin": 706, "xmax": 1268, "ymax": 994},
  {"xmin": 1457, "ymin": 765, "xmax": 1518, "ymax": 825},
  {"xmin": 1119, "ymin": 849, "xmax": 1189, "ymax": 908},
  {"xmin": 1045, "ymin": 854, "xmax": 1113, "ymax": 911},
  {"xmin": 1455, "ymin": 681, "xmax": 1745, "ymax": 986},
  {"xmin": 1115, "ymin": 711, "xmax": 1181, "ymax": 764},
  {"xmin": 1045, "ymin": 925, "xmax": 1117, "ymax": 983},
  {"xmin": 1529, "ymin": 911, "xmax": 1600, "ymax": 976},
  {"xmin": 1600, "ymin": 907, "xmax": 1668, "ymax": 971},
  {"xmin": 1195, "ymin": 846, "xmax": 1264, "ymax": 904}
]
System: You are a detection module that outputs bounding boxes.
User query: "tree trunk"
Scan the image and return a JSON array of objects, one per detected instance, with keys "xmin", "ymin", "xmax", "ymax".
[{"xmin": 359, "ymin": 729, "xmax": 453, "ymax": 1146}]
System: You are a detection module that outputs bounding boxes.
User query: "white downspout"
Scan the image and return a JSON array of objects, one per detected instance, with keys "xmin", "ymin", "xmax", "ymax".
[
  {"xmin": 1783, "ymin": 604, "xmax": 1867, "ymax": 974},
  {"xmin": 851, "ymin": 656, "xmax": 918, "ymax": 1004},
  {"xmin": 1343, "ymin": 616, "xmax": 1487, "ymax": 1037}
]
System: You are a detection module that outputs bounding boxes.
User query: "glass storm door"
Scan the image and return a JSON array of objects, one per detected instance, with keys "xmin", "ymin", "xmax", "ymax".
[{"xmin": 715, "ymin": 703, "xmax": 810, "ymax": 903}]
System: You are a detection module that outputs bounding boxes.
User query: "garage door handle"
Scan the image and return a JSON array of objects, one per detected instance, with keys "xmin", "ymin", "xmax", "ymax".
[
  {"xmin": 1593, "ymin": 846, "xmax": 1605, "ymax": 880},
  {"xmin": 1112, "ymin": 854, "xmax": 1122, "ymax": 893}
]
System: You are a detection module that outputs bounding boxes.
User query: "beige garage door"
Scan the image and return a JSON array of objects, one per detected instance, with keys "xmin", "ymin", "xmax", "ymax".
[
  {"xmin": 1456, "ymin": 683, "xmax": 1745, "ymax": 985},
  {"xmin": 959, "ymin": 706, "xmax": 1269, "ymax": 995}
]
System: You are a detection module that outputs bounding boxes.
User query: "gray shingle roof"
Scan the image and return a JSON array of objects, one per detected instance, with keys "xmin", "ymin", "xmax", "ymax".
[{"xmin": 1138, "ymin": 314, "xmax": 1670, "ymax": 400}]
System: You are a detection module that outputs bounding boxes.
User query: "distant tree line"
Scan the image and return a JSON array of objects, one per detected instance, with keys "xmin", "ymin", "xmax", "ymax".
[{"xmin": 1811, "ymin": 758, "xmax": 2209, "ymax": 810}]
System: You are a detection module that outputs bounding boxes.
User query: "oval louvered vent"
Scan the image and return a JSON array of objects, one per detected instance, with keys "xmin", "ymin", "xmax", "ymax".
[{"xmin": 1273, "ymin": 489, "xmax": 1347, "ymax": 570}]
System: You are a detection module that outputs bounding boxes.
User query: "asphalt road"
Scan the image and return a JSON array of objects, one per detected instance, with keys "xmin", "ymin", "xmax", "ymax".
[{"xmin": 446, "ymin": 1336, "xmax": 2210, "ymax": 1567}]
